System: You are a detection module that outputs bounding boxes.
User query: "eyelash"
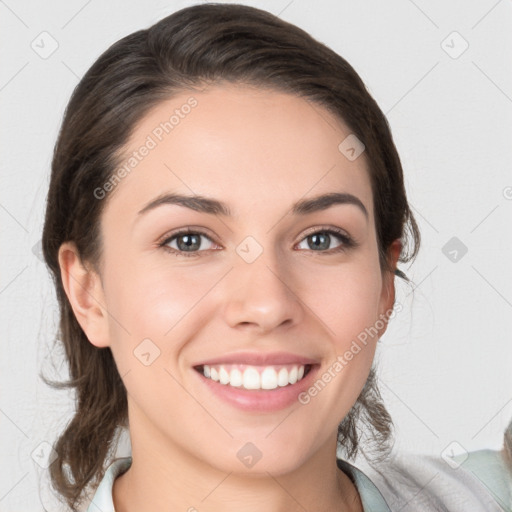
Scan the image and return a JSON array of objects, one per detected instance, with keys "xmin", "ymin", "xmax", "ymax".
[{"xmin": 158, "ymin": 226, "xmax": 356, "ymax": 258}]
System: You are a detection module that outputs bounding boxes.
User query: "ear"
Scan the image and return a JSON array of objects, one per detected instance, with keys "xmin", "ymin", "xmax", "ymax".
[
  {"xmin": 377, "ymin": 239, "xmax": 402, "ymax": 336},
  {"xmin": 58, "ymin": 241, "xmax": 110, "ymax": 348}
]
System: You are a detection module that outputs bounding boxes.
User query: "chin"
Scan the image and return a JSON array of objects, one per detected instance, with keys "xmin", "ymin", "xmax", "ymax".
[{"xmin": 198, "ymin": 438, "xmax": 314, "ymax": 477}]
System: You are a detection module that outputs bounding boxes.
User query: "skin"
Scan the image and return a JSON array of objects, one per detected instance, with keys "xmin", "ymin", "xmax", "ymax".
[{"xmin": 59, "ymin": 83, "xmax": 401, "ymax": 512}]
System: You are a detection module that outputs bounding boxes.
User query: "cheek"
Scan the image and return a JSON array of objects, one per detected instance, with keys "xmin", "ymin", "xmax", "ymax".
[
  {"xmin": 300, "ymin": 261, "xmax": 383, "ymax": 345},
  {"xmin": 103, "ymin": 257, "xmax": 223, "ymax": 349},
  {"xmin": 297, "ymin": 266, "xmax": 383, "ymax": 415}
]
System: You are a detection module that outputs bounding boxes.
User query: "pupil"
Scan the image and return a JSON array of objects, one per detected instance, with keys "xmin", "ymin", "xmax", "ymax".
[
  {"xmin": 178, "ymin": 234, "xmax": 200, "ymax": 251},
  {"xmin": 309, "ymin": 233, "xmax": 329, "ymax": 250}
]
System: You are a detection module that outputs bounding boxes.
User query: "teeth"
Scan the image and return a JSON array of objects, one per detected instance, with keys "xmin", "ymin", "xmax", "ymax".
[
  {"xmin": 229, "ymin": 368, "xmax": 243, "ymax": 387},
  {"xmin": 219, "ymin": 366, "xmax": 230, "ymax": 385},
  {"xmin": 261, "ymin": 367, "xmax": 278, "ymax": 390},
  {"xmin": 243, "ymin": 367, "xmax": 260, "ymax": 389},
  {"xmin": 201, "ymin": 364, "xmax": 308, "ymax": 390},
  {"xmin": 277, "ymin": 368, "xmax": 289, "ymax": 387}
]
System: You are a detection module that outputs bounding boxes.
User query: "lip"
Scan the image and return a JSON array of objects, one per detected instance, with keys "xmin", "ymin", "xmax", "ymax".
[
  {"xmin": 193, "ymin": 362, "xmax": 320, "ymax": 413},
  {"xmin": 192, "ymin": 351, "xmax": 319, "ymax": 367}
]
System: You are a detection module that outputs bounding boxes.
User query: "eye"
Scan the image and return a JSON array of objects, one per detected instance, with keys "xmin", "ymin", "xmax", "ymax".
[
  {"xmin": 159, "ymin": 229, "xmax": 219, "ymax": 257},
  {"xmin": 296, "ymin": 228, "xmax": 354, "ymax": 253},
  {"xmin": 159, "ymin": 227, "xmax": 355, "ymax": 258}
]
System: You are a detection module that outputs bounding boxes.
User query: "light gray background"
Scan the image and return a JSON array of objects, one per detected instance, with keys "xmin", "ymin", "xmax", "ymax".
[{"xmin": 1, "ymin": 0, "xmax": 511, "ymax": 510}]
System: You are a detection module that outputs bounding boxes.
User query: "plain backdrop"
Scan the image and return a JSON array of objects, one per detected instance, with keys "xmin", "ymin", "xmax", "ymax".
[{"xmin": 1, "ymin": 0, "xmax": 511, "ymax": 510}]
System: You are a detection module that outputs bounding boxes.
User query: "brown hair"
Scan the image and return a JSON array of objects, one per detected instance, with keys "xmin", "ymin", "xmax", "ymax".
[{"xmin": 41, "ymin": 3, "xmax": 420, "ymax": 510}]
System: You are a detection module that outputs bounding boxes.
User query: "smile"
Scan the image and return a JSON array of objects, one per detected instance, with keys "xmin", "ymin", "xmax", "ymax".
[{"xmin": 195, "ymin": 364, "xmax": 312, "ymax": 390}]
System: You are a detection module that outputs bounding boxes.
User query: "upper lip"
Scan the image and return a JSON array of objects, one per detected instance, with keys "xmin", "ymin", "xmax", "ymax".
[{"xmin": 193, "ymin": 351, "xmax": 319, "ymax": 367}]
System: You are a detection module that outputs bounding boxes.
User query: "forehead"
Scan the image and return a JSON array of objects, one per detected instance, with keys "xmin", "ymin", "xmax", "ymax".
[{"xmin": 105, "ymin": 83, "xmax": 373, "ymax": 220}]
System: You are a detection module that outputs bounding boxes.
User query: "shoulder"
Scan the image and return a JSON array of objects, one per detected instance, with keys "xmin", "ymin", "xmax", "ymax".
[
  {"xmin": 86, "ymin": 457, "xmax": 132, "ymax": 512},
  {"xmin": 356, "ymin": 448, "xmax": 512, "ymax": 511}
]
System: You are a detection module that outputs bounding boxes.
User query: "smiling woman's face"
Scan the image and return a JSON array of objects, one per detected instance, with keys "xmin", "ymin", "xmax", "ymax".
[{"xmin": 63, "ymin": 83, "xmax": 398, "ymax": 476}]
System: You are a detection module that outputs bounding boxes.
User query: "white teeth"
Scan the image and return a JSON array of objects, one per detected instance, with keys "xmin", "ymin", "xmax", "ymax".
[
  {"xmin": 277, "ymin": 368, "xmax": 289, "ymax": 387},
  {"xmin": 209, "ymin": 366, "xmax": 219, "ymax": 382},
  {"xmin": 219, "ymin": 366, "xmax": 230, "ymax": 385},
  {"xmin": 261, "ymin": 367, "xmax": 278, "ymax": 390},
  {"xmin": 243, "ymin": 368, "xmax": 260, "ymax": 389},
  {"xmin": 229, "ymin": 368, "xmax": 243, "ymax": 387},
  {"xmin": 200, "ymin": 364, "xmax": 308, "ymax": 390}
]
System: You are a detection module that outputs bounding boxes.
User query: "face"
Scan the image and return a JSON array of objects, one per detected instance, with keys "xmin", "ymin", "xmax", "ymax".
[{"xmin": 64, "ymin": 83, "xmax": 398, "ymax": 475}]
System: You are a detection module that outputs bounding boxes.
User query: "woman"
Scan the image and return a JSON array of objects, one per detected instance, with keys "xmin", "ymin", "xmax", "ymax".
[{"xmin": 41, "ymin": 3, "xmax": 511, "ymax": 511}]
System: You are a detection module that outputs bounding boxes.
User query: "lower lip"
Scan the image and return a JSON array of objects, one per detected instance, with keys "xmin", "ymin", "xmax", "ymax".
[{"xmin": 194, "ymin": 365, "xmax": 320, "ymax": 413}]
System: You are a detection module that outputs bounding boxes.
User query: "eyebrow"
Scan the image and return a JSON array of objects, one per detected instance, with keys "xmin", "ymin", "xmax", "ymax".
[{"xmin": 137, "ymin": 191, "xmax": 368, "ymax": 219}]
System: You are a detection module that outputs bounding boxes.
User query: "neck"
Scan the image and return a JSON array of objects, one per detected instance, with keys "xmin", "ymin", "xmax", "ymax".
[{"xmin": 113, "ymin": 437, "xmax": 362, "ymax": 512}]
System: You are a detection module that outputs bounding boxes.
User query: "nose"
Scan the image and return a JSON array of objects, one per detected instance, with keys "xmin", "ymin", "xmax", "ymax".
[{"xmin": 222, "ymin": 250, "xmax": 304, "ymax": 334}]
